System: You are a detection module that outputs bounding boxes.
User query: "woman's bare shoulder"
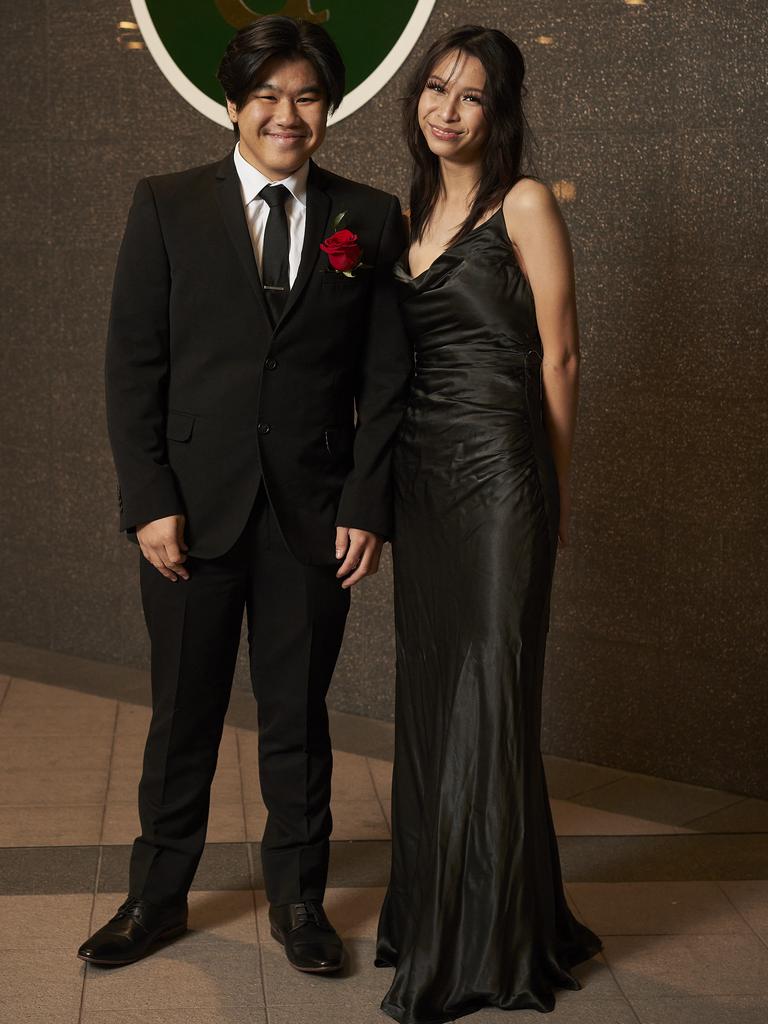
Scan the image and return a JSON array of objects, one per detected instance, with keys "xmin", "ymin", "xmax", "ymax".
[{"xmin": 503, "ymin": 177, "xmax": 557, "ymax": 217}]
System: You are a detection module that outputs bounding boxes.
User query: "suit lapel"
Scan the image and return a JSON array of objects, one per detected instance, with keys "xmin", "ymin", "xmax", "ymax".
[
  {"xmin": 276, "ymin": 161, "xmax": 332, "ymax": 330},
  {"xmin": 214, "ymin": 152, "xmax": 272, "ymax": 329}
]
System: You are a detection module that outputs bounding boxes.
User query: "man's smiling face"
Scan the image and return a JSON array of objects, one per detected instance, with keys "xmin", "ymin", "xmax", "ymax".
[{"xmin": 227, "ymin": 56, "xmax": 329, "ymax": 179}]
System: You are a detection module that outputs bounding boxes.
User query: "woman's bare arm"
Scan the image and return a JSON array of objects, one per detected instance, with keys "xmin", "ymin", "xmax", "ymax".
[{"xmin": 503, "ymin": 180, "xmax": 580, "ymax": 545}]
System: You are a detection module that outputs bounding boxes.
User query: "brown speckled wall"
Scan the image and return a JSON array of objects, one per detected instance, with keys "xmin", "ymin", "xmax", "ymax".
[{"xmin": 1, "ymin": 1, "xmax": 766, "ymax": 796}]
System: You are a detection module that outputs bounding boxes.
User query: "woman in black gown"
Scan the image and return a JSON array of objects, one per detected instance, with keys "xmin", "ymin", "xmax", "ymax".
[{"xmin": 376, "ymin": 26, "xmax": 603, "ymax": 1023}]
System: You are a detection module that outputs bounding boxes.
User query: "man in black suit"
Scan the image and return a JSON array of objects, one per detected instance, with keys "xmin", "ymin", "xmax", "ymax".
[{"xmin": 78, "ymin": 16, "xmax": 410, "ymax": 973}]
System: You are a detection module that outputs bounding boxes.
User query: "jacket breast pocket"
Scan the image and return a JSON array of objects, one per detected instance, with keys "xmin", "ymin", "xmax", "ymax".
[
  {"xmin": 166, "ymin": 410, "xmax": 196, "ymax": 442},
  {"xmin": 320, "ymin": 270, "xmax": 369, "ymax": 291}
]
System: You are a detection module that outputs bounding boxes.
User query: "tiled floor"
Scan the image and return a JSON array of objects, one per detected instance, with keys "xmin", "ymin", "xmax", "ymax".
[{"xmin": 1, "ymin": 667, "xmax": 767, "ymax": 1024}]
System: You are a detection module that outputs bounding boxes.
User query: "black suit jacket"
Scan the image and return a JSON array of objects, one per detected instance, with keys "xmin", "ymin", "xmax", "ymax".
[{"xmin": 105, "ymin": 151, "xmax": 411, "ymax": 564}]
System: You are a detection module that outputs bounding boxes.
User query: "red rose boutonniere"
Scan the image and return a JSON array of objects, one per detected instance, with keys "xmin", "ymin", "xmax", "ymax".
[{"xmin": 320, "ymin": 211, "xmax": 366, "ymax": 277}]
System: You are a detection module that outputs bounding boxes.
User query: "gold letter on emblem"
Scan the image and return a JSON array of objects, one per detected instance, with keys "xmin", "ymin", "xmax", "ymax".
[{"xmin": 215, "ymin": 0, "xmax": 330, "ymax": 27}]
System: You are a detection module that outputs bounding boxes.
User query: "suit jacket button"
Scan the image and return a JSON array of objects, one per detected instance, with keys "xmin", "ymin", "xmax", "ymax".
[
  {"xmin": 258, "ymin": 422, "xmax": 271, "ymax": 435},
  {"xmin": 264, "ymin": 357, "xmax": 278, "ymax": 371}
]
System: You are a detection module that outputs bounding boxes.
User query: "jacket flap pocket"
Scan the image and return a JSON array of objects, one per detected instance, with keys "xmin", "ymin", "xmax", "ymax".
[
  {"xmin": 166, "ymin": 410, "xmax": 195, "ymax": 442},
  {"xmin": 324, "ymin": 425, "xmax": 354, "ymax": 457}
]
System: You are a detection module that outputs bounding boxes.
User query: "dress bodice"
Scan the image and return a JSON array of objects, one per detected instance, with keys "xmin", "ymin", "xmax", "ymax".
[{"xmin": 394, "ymin": 208, "xmax": 542, "ymax": 370}]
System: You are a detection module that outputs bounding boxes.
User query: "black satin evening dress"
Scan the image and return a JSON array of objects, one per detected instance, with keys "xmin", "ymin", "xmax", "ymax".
[{"xmin": 376, "ymin": 207, "xmax": 602, "ymax": 1023}]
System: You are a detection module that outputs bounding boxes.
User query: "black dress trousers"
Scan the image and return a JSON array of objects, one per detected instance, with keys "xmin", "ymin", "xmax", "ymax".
[{"xmin": 128, "ymin": 485, "xmax": 350, "ymax": 907}]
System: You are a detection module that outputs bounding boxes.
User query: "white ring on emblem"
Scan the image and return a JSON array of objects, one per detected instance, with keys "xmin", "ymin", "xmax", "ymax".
[{"xmin": 130, "ymin": 0, "xmax": 436, "ymax": 129}]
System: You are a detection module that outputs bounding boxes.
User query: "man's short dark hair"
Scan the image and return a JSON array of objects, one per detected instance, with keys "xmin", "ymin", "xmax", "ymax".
[{"xmin": 217, "ymin": 15, "xmax": 346, "ymax": 135}]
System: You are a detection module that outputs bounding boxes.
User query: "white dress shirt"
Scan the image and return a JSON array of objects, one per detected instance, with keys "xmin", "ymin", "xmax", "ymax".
[{"xmin": 233, "ymin": 142, "xmax": 309, "ymax": 289}]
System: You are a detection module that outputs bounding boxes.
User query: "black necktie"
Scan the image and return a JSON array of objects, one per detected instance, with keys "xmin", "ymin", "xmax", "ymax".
[{"xmin": 259, "ymin": 184, "xmax": 291, "ymax": 325}]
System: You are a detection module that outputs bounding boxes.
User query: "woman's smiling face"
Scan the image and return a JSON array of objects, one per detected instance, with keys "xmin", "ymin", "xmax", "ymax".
[{"xmin": 417, "ymin": 49, "xmax": 490, "ymax": 162}]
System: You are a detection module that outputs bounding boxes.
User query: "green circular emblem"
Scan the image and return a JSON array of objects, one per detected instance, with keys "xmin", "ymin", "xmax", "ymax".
[{"xmin": 131, "ymin": 0, "xmax": 436, "ymax": 127}]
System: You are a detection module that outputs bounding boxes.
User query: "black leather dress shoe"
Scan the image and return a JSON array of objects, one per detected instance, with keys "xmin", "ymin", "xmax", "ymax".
[
  {"xmin": 269, "ymin": 901, "xmax": 344, "ymax": 973},
  {"xmin": 77, "ymin": 896, "xmax": 188, "ymax": 967}
]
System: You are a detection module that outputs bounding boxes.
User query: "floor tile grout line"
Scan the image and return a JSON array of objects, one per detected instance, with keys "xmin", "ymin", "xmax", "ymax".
[
  {"xmin": 245, "ymin": 838, "xmax": 270, "ymax": 1023},
  {"xmin": 78, "ymin": 844, "xmax": 103, "ymax": 1024},
  {"xmin": 0, "ymin": 803, "xmax": 125, "ymax": 809},
  {"xmin": 566, "ymin": 774, "xmax": 667, "ymax": 806},
  {"xmin": 234, "ymin": 728, "xmax": 249, "ymax": 843},
  {"xmin": 2, "ymin": 828, "xmax": 768, "ymax": 856},
  {"xmin": 563, "ymin": 770, "xmax": 757, "ymax": 820},
  {"xmin": 580, "ymin": 929, "xmax": 761, "ymax": 938},
  {"xmin": 595, "ymin": 940, "xmax": 644, "ymax": 1024},
  {"xmin": 553, "ymin": 770, "xmax": 631, "ymax": 803},
  {"xmin": 681, "ymin": 795, "xmax": 749, "ymax": 828},
  {"xmin": 715, "ymin": 880, "xmax": 768, "ymax": 952},
  {"xmin": 80, "ymin": 696, "xmax": 117, "ymax": 1022},
  {"xmin": 96, "ymin": 699, "xmax": 121, "ymax": 848},
  {"xmin": 365, "ymin": 756, "xmax": 391, "ymax": 836},
  {"xmin": 237, "ymin": 725, "xmax": 269, "ymax": 1018},
  {"xmin": 0, "ymin": 676, "xmax": 11, "ymax": 713},
  {"xmin": 563, "ymin": 880, "xmax": 586, "ymax": 921}
]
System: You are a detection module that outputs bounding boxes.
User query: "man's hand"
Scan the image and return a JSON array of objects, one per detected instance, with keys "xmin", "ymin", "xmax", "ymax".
[
  {"xmin": 335, "ymin": 527, "xmax": 384, "ymax": 589},
  {"xmin": 137, "ymin": 515, "xmax": 190, "ymax": 581}
]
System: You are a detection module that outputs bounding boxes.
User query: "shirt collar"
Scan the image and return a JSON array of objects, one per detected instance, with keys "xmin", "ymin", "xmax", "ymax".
[{"xmin": 234, "ymin": 143, "xmax": 310, "ymax": 208}]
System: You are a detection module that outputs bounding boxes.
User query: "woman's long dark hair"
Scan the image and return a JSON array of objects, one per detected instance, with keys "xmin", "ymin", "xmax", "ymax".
[{"xmin": 405, "ymin": 25, "xmax": 533, "ymax": 244}]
